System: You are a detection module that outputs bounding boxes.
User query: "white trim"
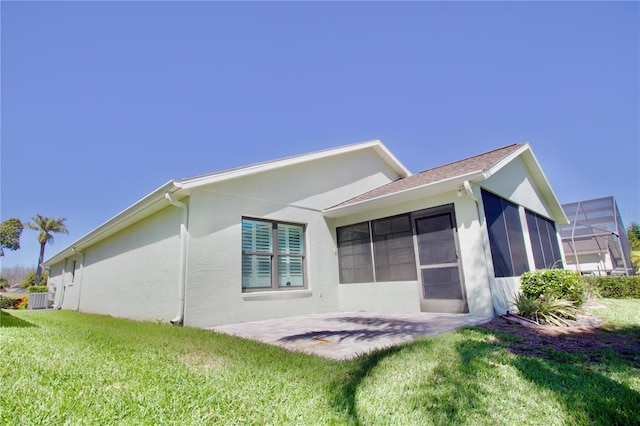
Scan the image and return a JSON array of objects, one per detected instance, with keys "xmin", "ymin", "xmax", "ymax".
[
  {"xmin": 44, "ymin": 141, "xmax": 410, "ymax": 267},
  {"xmin": 44, "ymin": 181, "xmax": 182, "ymax": 266},
  {"xmin": 323, "ymin": 171, "xmax": 484, "ymax": 218},
  {"xmin": 179, "ymin": 140, "xmax": 410, "ymax": 189},
  {"xmin": 324, "ymin": 143, "xmax": 568, "ymax": 227},
  {"xmin": 242, "ymin": 289, "xmax": 313, "ymax": 301}
]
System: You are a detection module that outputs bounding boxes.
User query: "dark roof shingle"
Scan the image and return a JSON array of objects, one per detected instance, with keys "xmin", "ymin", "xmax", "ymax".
[{"xmin": 330, "ymin": 143, "xmax": 526, "ymax": 209}]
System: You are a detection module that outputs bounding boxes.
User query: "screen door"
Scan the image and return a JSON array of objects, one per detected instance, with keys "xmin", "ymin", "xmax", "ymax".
[{"xmin": 414, "ymin": 207, "xmax": 468, "ymax": 313}]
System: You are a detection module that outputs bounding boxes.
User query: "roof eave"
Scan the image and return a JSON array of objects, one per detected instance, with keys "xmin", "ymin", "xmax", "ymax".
[
  {"xmin": 179, "ymin": 139, "xmax": 411, "ymax": 190},
  {"xmin": 482, "ymin": 143, "xmax": 568, "ymax": 224},
  {"xmin": 323, "ymin": 171, "xmax": 484, "ymax": 218},
  {"xmin": 43, "ymin": 180, "xmax": 185, "ymax": 267}
]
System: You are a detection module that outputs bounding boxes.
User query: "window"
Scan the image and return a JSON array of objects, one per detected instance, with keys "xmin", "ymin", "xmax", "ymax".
[
  {"xmin": 337, "ymin": 214, "xmax": 417, "ymax": 283},
  {"xmin": 242, "ymin": 218, "xmax": 305, "ymax": 291},
  {"xmin": 526, "ymin": 210, "xmax": 563, "ymax": 269},
  {"xmin": 71, "ymin": 260, "xmax": 77, "ymax": 282},
  {"xmin": 482, "ymin": 190, "xmax": 529, "ymax": 277},
  {"xmin": 372, "ymin": 215, "xmax": 417, "ymax": 281},
  {"xmin": 337, "ymin": 222, "xmax": 374, "ymax": 283}
]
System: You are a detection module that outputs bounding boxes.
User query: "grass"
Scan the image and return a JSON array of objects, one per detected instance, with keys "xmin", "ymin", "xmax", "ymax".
[{"xmin": 1, "ymin": 299, "xmax": 639, "ymax": 425}]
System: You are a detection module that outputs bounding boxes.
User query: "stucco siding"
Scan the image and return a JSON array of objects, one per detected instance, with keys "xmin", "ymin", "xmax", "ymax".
[
  {"xmin": 59, "ymin": 256, "xmax": 82, "ymax": 310},
  {"xmin": 481, "ymin": 157, "xmax": 554, "ymax": 218},
  {"xmin": 183, "ymin": 149, "xmax": 401, "ymax": 328},
  {"xmin": 338, "ymin": 281, "xmax": 421, "ymax": 313},
  {"xmin": 50, "ymin": 206, "xmax": 183, "ymax": 322},
  {"xmin": 332, "ymin": 191, "xmax": 495, "ymax": 317}
]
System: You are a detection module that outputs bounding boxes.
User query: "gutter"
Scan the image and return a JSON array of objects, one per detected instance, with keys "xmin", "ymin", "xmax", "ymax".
[{"xmin": 164, "ymin": 193, "xmax": 189, "ymax": 325}]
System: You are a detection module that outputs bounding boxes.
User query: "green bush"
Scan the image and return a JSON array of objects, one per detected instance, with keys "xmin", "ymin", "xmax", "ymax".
[
  {"xmin": 28, "ymin": 285, "xmax": 49, "ymax": 293},
  {"xmin": 19, "ymin": 271, "xmax": 48, "ymax": 289},
  {"xmin": 582, "ymin": 276, "xmax": 640, "ymax": 299},
  {"xmin": 520, "ymin": 269, "xmax": 585, "ymax": 306},
  {"xmin": 0, "ymin": 295, "xmax": 27, "ymax": 309},
  {"xmin": 0, "ymin": 296, "xmax": 19, "ymax": 309}
]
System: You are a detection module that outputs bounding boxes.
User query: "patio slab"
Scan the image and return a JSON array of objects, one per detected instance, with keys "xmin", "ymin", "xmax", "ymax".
[{"xmin": 210, "ymin": 311, "xmax": 492, "ymax": 360}]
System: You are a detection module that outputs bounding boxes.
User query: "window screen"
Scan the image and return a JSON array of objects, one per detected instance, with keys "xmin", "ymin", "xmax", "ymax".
[
  {"xmin": 526, "ymin": 210, "xmax": 563, "ymax": 269},
  {"xmin": 337, "ymin": 222, "xmax": 374, "ymax": 283},
  {"xmin": 372, "ymin": 215, "xmax": 417, "ymax": 281},
  {"xmin": 482, "ymin": 190, "xmax": 529, "ymax": 277}
]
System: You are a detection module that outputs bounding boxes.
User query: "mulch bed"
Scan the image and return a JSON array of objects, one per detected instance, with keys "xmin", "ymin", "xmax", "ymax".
[{"xmin": 479, "ymin": 312, "xmax": 640, "ymax": 365}]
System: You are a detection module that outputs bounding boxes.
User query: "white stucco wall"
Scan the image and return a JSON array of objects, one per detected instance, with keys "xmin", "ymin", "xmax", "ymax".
[
  {"xmin": 481, "ymin": 157, "xmax": 554, "ymax": 218},
  {"xmin": 50, "ymin": 206, "xmax": 183, "ymax": 322},
  {"xmin": 477, "ymin": 157, "xmax": 565, "ymax": 314},
  {"xmin": 46, "ymin": 149, "xmax": 564, "ymax": 326},
  {"xmin": 183, "ymin": 149, "xmax": 401, "ymax": 328},
  {"xmin": 565, "ymin": 253, "xmax": 612, "ymax": 275},
  {"xmin": 333, "ymin": 191, "xmax": 495, "ymax": 318}
]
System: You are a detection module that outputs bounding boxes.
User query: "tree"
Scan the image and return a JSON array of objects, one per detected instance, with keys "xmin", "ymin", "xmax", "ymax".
[
  {"xmin": 628, "ymin": 223, "xmax": 640, "ymax": 251},
  {"xmin": 628, "ymin": 223, "xmax": 640, "ymax": 274},
  {"xmin": 0, "ymin": 218, "xmax": 24, "ymax": 256},
  {"xmin": 0, "ymin": 265, "xmax": 33, "ymax": 287},
  {"xmin": 25, "ymin": 214, "xmax": 68, "ymax": 286},
  {"xmin": 19, "ymin": 271, "xmax": 48, "ymax": 289}
]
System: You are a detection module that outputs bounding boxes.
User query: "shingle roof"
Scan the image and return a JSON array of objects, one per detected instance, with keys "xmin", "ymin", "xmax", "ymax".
[{"xmin": 330, "ymin": 143, "xmax": 526, "ymax": 209}]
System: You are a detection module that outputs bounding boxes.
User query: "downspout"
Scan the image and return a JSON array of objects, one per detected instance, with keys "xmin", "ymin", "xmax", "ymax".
[
  {"xmin": 71, "ymin": 248, "xmax": 85, "ymax": 312},
  {"xmin": 56, "ymin": 261, "xmax": 67, "ymax": 310},
  {"xmin": 462, "ymin": 180, "xmax": 497, "ymax": 315},
  {"xmin": 463, "ymin": 180, "xmax": 479, "ymax": 203},
  {"xmin": 165, "ymin": 193, "xmax": 188, "ymax": 325}
]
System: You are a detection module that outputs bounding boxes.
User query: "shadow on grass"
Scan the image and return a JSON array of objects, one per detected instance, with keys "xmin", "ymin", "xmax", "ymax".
[
  {"xmin": 332, "ymin": 344, "xmax": 405, "ymax": 425},
  {"xmin": 511, "ymin": 355, "xmax": 640, "ymax": 424},
  {"xmin": 460, "ymin": 326, "xmax": 640, "ymax": 425},
  {"xmin": 0, "ymin": 309, "xmax": 37, "ymax": 328}
]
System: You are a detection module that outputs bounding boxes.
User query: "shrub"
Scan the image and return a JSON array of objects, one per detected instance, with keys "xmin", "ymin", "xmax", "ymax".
[
  {"xmin": 28, "ymin": 285, "xmax": 49, "ymax": 293},
  {"xmin": 0, "ymin": 296, "xmax": 19, "ymax": 309},
  {"xmin": 19, "ymin": 271, "xmax": 48, "ymax": 289},
  {"xmin": 582, "ymin": 276, "xmax": 640, "ymax": 299},
  {"xmin": 520, "ymin": 269, "xmax": 585, "ymax": 306},
  {"xmin": 0, "ymin": 295, "xmax": 28, "ymax": 310},
  {"xmin": 16, "ymin": 296, "xmax": 28, "ymax": 310},
  {"xmin": 513, "ymin": 293, "xmax": 578, "ymax": 326}
]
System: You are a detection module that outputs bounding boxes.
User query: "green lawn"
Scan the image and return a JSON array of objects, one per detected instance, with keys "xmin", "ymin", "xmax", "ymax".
[{"xmin": 1, "ymin": 299, "xmax": 638, "ymax": 425}]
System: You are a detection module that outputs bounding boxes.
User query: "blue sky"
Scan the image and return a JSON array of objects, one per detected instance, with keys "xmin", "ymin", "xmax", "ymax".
[{"xmin": 1, "ymin": 1, "xmax": 638, "ymax": 269}]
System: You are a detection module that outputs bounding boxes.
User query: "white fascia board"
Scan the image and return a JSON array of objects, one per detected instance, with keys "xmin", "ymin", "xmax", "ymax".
[
  {"xmin": 178, "ymin": 139, "xmax": 411, "ymax": 190},
  {"xmin": 481, "ymin": 142, "xmax": 531, "ymax": 180},
  {"xmin": 323, "ymin": 171, "xmax": 483, "ymax": 219},
  {"xmin": 43, "ymin": 180, "xmax": 184, "ymax": 267},
  {"xmin": 369, "ymin": 142, "xmax": 412, "ymax": 177},
  {"xmin": 484, "ymin": 143, "xmax": 568, "ymax": 225}
]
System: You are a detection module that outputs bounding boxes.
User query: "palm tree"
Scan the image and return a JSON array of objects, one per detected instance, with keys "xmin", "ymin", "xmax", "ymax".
[{"xmin": 26, "ymin": 214, "xmax": 68, "ymax": 286}]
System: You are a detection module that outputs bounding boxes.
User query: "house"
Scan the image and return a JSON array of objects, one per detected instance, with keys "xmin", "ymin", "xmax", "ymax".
[
  {"xmin": 559, "ymin": 196, "xmax": 634, "ymax": 275},
  {"xmin": 44, "ymin": 140, "xmax": 568, "ymax": 328}
]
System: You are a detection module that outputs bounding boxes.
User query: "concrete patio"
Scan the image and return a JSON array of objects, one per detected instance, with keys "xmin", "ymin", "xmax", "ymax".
[{"xmin": 210, "ymin": 311, "xmax": 492, "ymax": 360}]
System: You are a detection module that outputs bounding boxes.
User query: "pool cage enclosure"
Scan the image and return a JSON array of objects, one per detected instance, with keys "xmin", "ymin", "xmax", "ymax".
[{"xmin": 559, "ymin": 196, "xmax": 634, "ymax": 276}]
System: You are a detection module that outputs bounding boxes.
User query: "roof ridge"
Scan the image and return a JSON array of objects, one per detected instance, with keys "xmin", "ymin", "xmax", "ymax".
[
  {"xmin": 325, "ymin": 142, "xmax": 528, "ymax": 211},
  {"xmin": 177, "ymin": 139, "xmax": 384, "ymax": 183},
  {"xmin": 413, "ymin": 143, "xmax": 524, "ymax": 176}
]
